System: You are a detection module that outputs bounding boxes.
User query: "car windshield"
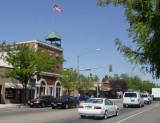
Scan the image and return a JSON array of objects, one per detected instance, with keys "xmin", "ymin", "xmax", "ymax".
[
  {"xmin": 124, "ymin": 93, "xmax": 137, "ymax": 97},
  {"xmin": 142, "ymin": 95, "xmax": 148, "ymax": 97},
  {"xmin": 85, "ymin": 99, "xmax": 103, "ymax": 104}
]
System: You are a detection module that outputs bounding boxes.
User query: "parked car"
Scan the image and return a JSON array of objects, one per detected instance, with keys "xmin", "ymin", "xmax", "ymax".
[
  {"xmin": 78, "ymin": 98, "xmax": 119, "ymax": 119},
  {"xmin": 51, "ymin": 95, "xmax": 79, "ymax": 109},
  {"xmin": 28, "ymin": 95, "xmax": 57, "ymax": 108},
  {"xmin": 79, "ymin": 95, "xmax": 90, "ymax": 101},
  {"xmin": 141, "ymin": 93, "xmax": 152, "ymax": 104},
  {"xmin": 123, "ymin": 92, "xmax": 144, "ymax": 108}
]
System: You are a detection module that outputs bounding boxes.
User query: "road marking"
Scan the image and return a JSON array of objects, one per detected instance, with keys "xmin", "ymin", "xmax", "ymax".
[
  {"xmin": 34, "ymin": 114, "xmax": 78, "ymax": 123},
  {"xmin": 116, "ymin": 104, "xmax": 160, "ymax": 123}
]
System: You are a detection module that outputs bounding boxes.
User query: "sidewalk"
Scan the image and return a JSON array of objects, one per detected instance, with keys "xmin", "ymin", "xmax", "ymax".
[{"xmin": 0, "ymin": 104, "xmax": 28, "ymax": 109}]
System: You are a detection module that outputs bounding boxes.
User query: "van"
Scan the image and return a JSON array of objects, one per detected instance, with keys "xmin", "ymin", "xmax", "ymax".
[{"xmin": 123, "ymin": 92, "xmax": 144, "ymax": 108}]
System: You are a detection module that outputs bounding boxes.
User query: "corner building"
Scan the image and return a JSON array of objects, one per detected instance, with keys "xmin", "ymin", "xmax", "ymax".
[{"xmin": 0, "ymin": 30, "xmax": 63, "ymax": 104}]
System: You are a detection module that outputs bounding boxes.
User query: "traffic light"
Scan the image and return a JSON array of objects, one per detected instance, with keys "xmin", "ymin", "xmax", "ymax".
[{"xmin": 109, "ymin": 64, "xmax": 112, "ymax": 72}]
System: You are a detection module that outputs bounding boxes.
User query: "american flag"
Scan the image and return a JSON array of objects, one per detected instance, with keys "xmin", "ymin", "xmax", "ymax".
[{"xmin": 53, "ymin": 5, "xmax": 63, "ymax": 13}]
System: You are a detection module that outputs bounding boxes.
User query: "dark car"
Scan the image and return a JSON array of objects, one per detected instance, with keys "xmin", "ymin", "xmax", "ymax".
[
  {"xmin": 51, "ymin": 95, "xmax": 79, "ymax": 109},
  {"xmin": 28, "ymin": 95, "xmax": 57, "ymax": 108},
  {"xmin": 79, "ymin": 95, "xmax": 90, "ymax": 101}
]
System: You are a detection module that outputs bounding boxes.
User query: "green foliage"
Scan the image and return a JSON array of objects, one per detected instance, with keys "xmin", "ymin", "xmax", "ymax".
[
  {"xmin": 58, "ymin": 68, "xmax": 78, "ymax": 95},
  {"xmin": 79, "ymin": 74, "xmax": 94, "ymax": 94},
  {"xmin": 97, "ymin": 0, "xmax": 160, "ymax": 78},
  {"xmin": 102, "ymin": 75, "xmax": 109, "ymax": 82},
  {"xmin": 58, "ymin": 68, "xmax": 96, "ymax": 95},
  {"xmin": 0, "ymin": 41, "xmax": 64, "ymax": 85},
  {"xmin": 113, "ymin": 73, "xmax": 156, "ymax": 93}
]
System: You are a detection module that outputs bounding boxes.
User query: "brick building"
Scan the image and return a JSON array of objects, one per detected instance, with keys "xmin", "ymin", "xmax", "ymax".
[{"xmin": 0, "ymin": 30, "xmax": 63, "ymax": 104}]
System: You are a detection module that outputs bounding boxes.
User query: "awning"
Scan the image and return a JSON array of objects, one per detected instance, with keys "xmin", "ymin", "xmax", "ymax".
[{"xmin": 5, "ymin": 83, "xmax": 33, "ymax": 89}]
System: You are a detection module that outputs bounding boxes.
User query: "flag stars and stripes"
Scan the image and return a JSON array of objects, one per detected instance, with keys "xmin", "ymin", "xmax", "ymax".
[{"xmin": 53, "ymin": 5, "xmax": 64, "ymax": 13}]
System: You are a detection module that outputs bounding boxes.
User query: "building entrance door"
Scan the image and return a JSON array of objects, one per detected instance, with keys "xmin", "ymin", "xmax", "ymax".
[{"xmin": 56, "ymin": 83, "xmax": 61, "ymax": 98}]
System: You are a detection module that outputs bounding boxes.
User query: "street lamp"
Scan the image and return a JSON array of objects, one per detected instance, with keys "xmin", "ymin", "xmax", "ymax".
[{"xmin": 77, "ymin": 49, "xmax": 101, "ymax": 98}]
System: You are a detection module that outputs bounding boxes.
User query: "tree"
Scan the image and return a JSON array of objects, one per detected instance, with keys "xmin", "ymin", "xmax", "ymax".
[
  {"xmin": 102, "ymin": 75, "xmax": 109, "ymax": 82},
  {"xmin": 58, "ymin": 68, "xmax": 78, "ymax": 96},
  {"xmin": 79, "ymin": 74, "xmax": 94, "ymax": 94},
  {"xmin": 0, "ymin": 41, "xmax": 63, "ymax": 103},
  {"xmin": 110, "ymin": 80, "xmax": 128, "ymax": 92},
  {"xmin": 97, "ymin": 0, "xmax": 160, "ymax": 78},
  {"xmin": 112, "ymin": 73, "xmax": 157, "ymax": 92}
]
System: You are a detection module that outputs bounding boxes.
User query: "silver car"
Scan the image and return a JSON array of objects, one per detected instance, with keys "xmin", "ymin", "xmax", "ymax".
[
  {"xmin": 141, "ymin": 93, "xmax": 152, "ymax": 104},
  {"xmin": 78, "ymin": 98, "xmax": 119, "ymax": 119}
]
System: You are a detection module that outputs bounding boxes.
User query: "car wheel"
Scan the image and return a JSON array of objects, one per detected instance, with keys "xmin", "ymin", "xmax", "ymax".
[
  {"xmin": 138, "ymin": 103, "xmax": 141, "ymax": 108},
  {"xmin": 42, "ymin": 103, "xmax": 46, "ymax": 108},
  {"xmin": 30, "ymin": 105, "xmax": 33, "ymax": 108},
  {"xmin": 103, "ymin": 111, "xmax": 108, "ymax": 119},
  {"xmin": 80, "ymin": 115, "xmax": 85, "ymax": 119},
  {"xmin": 123, "ymin": 104, "xmax": 126, "ymax": 108},
  {"xmin": 116, "ymin": 109, "xmax": 119, "ymax": 116},
  {"xmin": 65, "ymin": 104, "xmax": 69, "ymax": 109},
  {"xmin": 52, "ymin": 106, "xmax": 55, "ymax": 109}
]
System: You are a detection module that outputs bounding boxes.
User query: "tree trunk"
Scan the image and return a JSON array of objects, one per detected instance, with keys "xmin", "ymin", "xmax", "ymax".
[{"xmin": 23, "ymin": 84, "xmax": 27, "ymax": 106}]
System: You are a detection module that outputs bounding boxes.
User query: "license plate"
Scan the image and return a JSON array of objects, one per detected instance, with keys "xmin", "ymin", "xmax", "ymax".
[
  {"xmin": 54, "ymin": 104, "xmax": 57, "ymax": 106},
  {"xmin": 86, "ymin": 106, "xmax": 92, "ymax": 109},
  {"xmin": 30, "ymin": 103, "xmax": 33, "ymax": 105},
  {"xmin": 131, "ymin": 100, "xmax": 135, "ymax": 102}
]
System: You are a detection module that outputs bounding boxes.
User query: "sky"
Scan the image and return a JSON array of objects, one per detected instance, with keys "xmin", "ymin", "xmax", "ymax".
[{"xmin": 0, "ymin": 0, "xmax": 159, "ymax": 85}]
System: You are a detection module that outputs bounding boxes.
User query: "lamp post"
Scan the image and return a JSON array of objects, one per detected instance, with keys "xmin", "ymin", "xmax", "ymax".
[{"xmin": 77, "ymin": 49, "xmax": 101, "ymax": 98}]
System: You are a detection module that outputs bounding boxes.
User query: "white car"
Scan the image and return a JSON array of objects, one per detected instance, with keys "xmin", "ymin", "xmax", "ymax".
[
  {"xmin": 123, "ymin": 92, "xmax": 144, "ymax": 108},
  {"xmin": 141, "ymin": 93, "xmax": 152, "ymax": 104},
  {"xmin": 78, "ymin": 98, "xmax": 119, "ymax": 119}
]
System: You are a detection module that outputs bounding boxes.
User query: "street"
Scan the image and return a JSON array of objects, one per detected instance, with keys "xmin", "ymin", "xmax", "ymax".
[{"xmin": 0, "ymin": 101, "xmax": 160, "ymax": 123}]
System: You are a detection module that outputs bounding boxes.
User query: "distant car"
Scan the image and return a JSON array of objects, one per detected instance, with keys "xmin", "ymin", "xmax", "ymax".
[
  {"xmin": 51, "ymin": 95, "xmax": 79, "ymax": 109},
  {"xmin": 141, "ymin": 93, "xmax": 152, "ymax": 104},
  {"xmin": 28, "ymin": 95, "xmax": 57, "ymax": 108},
  {"xmin": 79, "ymin": 95, "xmax": 90, "ymax": 101},
  {"xmin": 123, "ymin": 92, "xmax": 144, "ymax": 108},
  {"xmin": 78, "ymin": 98, "xmax": 119, "ymax": 119}
]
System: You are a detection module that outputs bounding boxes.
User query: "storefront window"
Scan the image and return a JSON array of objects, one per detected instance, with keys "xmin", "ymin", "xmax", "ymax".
[
  {"xmin": 48, "ymin": 87, "xmax": 53, "ymax": 96},
  {"xmin": 5, "ymin": 88, "xmax": 16, "ymax": 99}
]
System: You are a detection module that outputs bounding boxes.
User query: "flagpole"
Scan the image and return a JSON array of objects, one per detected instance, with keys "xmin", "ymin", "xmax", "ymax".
[{"xmin": 52, "ymin": 0, "xmax": 55, "ymax": 30}]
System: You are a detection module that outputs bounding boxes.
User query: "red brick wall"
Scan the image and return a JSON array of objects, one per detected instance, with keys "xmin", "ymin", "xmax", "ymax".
[
  {"xmin": 43, "ymin": 76, "xmax": 57, "ymax": 85},
  {"xmin": 38, "ymin": 43, "xmax": 63, "ymax": 74}
]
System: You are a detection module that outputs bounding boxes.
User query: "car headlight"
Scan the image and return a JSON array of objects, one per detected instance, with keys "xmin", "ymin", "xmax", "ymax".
[
  {"xmin": 35, "ymin": 101, "xmax": 40, "ymax": 103},
  {"xmin": 28, "ymin": 101, "xmax": 30, "ymax": 103}
]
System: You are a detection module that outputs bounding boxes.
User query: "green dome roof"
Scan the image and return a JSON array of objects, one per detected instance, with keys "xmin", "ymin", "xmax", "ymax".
[{"xmin": 45, "ymin": 30, "xmax": 61, "ymax": 41}]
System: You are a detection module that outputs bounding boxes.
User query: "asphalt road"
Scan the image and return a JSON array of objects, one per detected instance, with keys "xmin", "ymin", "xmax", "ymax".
[{"xmin": 0, "ymin": 101, "xmax": 160, "ymax": 123}]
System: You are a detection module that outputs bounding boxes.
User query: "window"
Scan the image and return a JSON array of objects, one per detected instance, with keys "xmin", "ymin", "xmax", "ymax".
[
  {"xmin": 108, "ymin": 100, "xmax": 113, "ymax": 105},
  {"xmin": 105, "ymin": 99, "xmax": 109, "ymax": 105},
  {"xmin": 5, "ymin": 88, "xmax": 16, "ymax": 99},
  {"xmin": 124, "ymin": 93, "xmax": 137, "ymax": 98},
  {"xmin": 48, "ymin": 87, "xmax": 53, "ymax": 96}
]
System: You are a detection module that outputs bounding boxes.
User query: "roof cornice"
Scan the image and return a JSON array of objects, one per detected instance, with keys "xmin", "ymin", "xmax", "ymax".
[{"xmin": 18, "ymin": 40, "xmax": 63, "ymax": 51}]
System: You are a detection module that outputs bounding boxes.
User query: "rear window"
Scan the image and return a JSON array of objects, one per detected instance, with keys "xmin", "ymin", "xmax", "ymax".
[
  {"xmin": 142, "ymin": 95, "xmax": 147, "ymax": 97},
  {"xmin": 85, "ymin": 99, "xmax": 103, "ymax": 104},
  {"xmin": 124, "ymin": 93, "xmax": 137, "ymax": 97}
]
